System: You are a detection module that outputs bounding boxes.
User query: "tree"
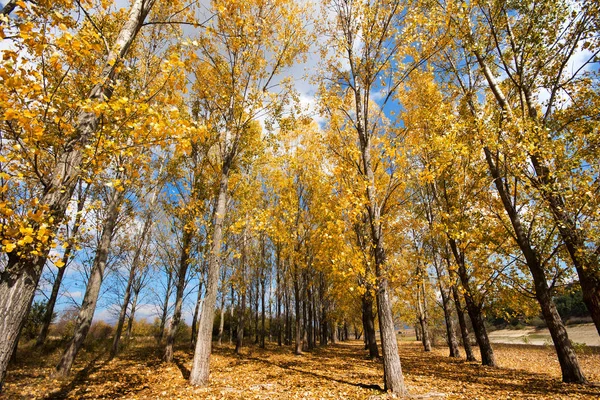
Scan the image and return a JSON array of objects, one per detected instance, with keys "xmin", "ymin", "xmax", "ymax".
[
  {"xmin": 188, "ymin": 0, "xmax": 308, "ymax": 386},
  {"xmin": 317, "ymin": 0, "xmax": 432, "ymax": 392},
  {"xmin": 0, "ymin": 0, "xmax": 157, "ymax": 387}
]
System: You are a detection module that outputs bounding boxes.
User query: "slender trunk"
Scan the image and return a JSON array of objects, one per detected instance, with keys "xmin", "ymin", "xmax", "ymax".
[
  {"xmin": 433, "ymin": 252, "xmax": 460, "ymax": 358},
  {"xmin": 260, "ymin": 277, "xmax": 266, "ymax": 349},
  {"xmin": 217, "ymin": 295, "xmax": 225, "ymax": 346},
  {"xmin": 417, "ymin": 278, "xmax": 432, "ymax": 352},
  {"xmin": 302, "ymin": 294, "xmax": 308, "ymax": 351},
  {"xmin": 125, "ymin": 286, "xmax": 139, "ymax": 341},
  {"xmin": 448, "ymin": 237, "xmax": 496, "ymax": 366},
  {"xmin": 36, "ymin": 252, "xmax": 69, "ymax": 347},
  {"xmin": 319, "ymin": 276, "xmax": 327, "ymax": 346},
  {"xmin": 362, "ymin": 291, "xmax": 379, "ymax": 358},
  {"xmin": 343, "ymin": 321, "xmax": 348, "ymax": 342},
  {"xmin": 110, "ymin": 265, "xmax": 135, "ymax": 359},
  {"xmin": 0, "ymin": 1, "xmax": 156, "ymax": 387},
  {"xmin": 451, "ymin": 284, "xmax": 475, "ymax": 361},
  {"xmin": 294, "ymin": 267, "xmax": 303, "ymax": 355},
  {"xmin": 164, "ymin": 230, "xmax": 192, "ymax": 363},
  {"xmin": 235, "ymin": 290, "xmax": 246, "ymax": 354},
  {"xmin": 229, "ymin": 285, "xmax": 235, "ymax": 344},
  {"xmin": 276, "ymin": 264, "xmax": 282, "ymax": 346},
  {"xmin": 305, "ymin": 276, "xmax": 313, "ymax": 350},
  {"xmin": 158, "ymin": 271, "xmax": 173, "ymax": 344},
  {"xmin": 285, "ymin": 284, "xmax": 292, "ymax": 345},
  {"xmin": 312, "ymin": 292, "xmax": 319, "ymax": 346},
  {"xmin": 331, "ymin": 321, "xmax": 337, "ymax": 343},
  {"xmin": 189, "ymin": 167, "xmax": 230, "ymax": 385},
  {"xmin": 54, "ymin": 189, "xmax": 123, "ymax": 377},
  {"xmin": 254, "ymin": 279, "xmax": 259, "ymax": 345},
  {"xmin": 190, "ymin": 278, "xmax": 204, "ymax": 349},
  {"xmin": 439, "ymin": 282, "xmax": 460, "ymax": 358}
]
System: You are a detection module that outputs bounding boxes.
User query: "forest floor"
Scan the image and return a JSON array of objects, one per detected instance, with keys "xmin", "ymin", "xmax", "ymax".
[{"xmin": 3, "ymin": 338, "xmax": 600, "ymax": 399}]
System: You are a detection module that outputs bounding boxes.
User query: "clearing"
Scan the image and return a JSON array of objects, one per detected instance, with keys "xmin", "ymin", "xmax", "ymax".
[{"xmin": 488, "ymin": 323, "xmax": 600, "ymax": 346}]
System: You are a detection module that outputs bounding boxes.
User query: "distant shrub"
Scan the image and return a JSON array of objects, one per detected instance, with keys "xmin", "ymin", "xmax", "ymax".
[
  {"xmin": 131, "ymin": 318, "xmax": 155, "ymax": 338},
  {"xmin": 51, "ymin": 307, "xmax": 79, "ymax": 340},
  {"xmin": 554, "ymin": 285, "xmax": 590, "ymax": 321},
  {"xmin": 87, "ymin": 321, "xmax": 114, "ymax": 342},
  {"xmin": 527, "ymin": 316, "xmax": 546, "ymax": 328},
  {"xmin": 175, "ymin": 321, "xmax": 191, "ymax": 342}
]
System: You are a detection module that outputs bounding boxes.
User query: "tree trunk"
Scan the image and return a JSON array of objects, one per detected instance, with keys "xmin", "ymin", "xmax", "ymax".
[
  {"xmin": 260, "ymin": 276, "xmax": 266, "ymax": 349},
  {"xmin": 343, "ymin": 321, "xmax": 349, "ymax": 342},
  {"xmin": 189, "ymin": 167, "xmax": 230, "ymax": 385},
  {"xmin": 285, "ymin": 283, "xmax": 292, "ymax": 345},
  {"xmin": 125, "ymin": 285, "xmax": 140, "ymax": 341},
  {"xmin": 451, "ymin": 284, "xmax": 476, "ymax": 361},
  {"xmin": 158, "ymin": 270, "xmax": 173, "ymax": 344},
  {"xmin": 293, "ymin": 267, "xmax": 303, "ymax": 355},
  {"xmin": 54, "ymin": 188, "xmax": 123, "ymax": 377},
  {"xmin": 0, "ymin": 0, "xmax": 156, "ymax": 387},
  {"xmin": 375, "ymin": 273, "xmax": 405, "ymax": 394},
  {"xmin": 36, "ymin": 252, "xmax": 68, "ymax": 347},
  {"xmin": 217, "ymin": 295, "xmax": 225, "ymax": 346},
  {"xmin": 348, "ymin": 59, "xmax": 406, "ymax": 389},
  {"xmin": 362, "ymin": 291, "xmax": 379, "ymax": 358},
  {"xmin": 110, "ymin": 264, "xmax": 135, "ymax": 359},
  {"xmin": 276, "ymin": 263, "xmax": 282, "ymax": 346},
  {"xmin": 164, "ymin": 229, "xmax": 193, "ymax": 363},
  {"xmin": 235, "ymin": 290, "xmax": 246, "ymax": 354},
  {"xmin": 190, "ymin": 277, "xmax": 204, "ymax": 349},
  {"xmin": 440, "ymin": 284, "xmax": 460, "ymax": 358},
  {"xmin": 319, "ymin": 276, "xmax": 328, "ymax": 346},
  {"xmin": 229, "ymin": 285, "xmax": 235, "ymax": 344},
  {"xmin": 449, "ymin": 238, "xmax": 496, "ymax": 367},
  {"xmin": 305, "ymin": 275, "xmax": 313, "ymax": 350},
  {"xmin": 254, "ymin": 278, "xmax": 259, "ymax": 345},
  {"xmin": 417, "ymin": 278, "xmax": 432, "ymax": 352},
  {"xmin": 433, "ymin": 255, "xmax": 460, "ymax": 358},
  {"xmin": 331, "ymin": 321, "xmax": 337, "ymax": 344}
]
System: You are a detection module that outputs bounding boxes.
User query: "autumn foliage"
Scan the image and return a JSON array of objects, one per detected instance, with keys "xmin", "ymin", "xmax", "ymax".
[{"xmin": 1, "ymin": 0, "xmax": 599, "ymax": 396}]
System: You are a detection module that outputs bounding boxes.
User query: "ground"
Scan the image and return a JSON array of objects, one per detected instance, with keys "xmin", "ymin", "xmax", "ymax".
[
  {"xmin": 488, "ymin": 323, "xmax": 600, "ymax": 346},
  {"xmin": 3, "ymin": 338, "xmax": 600, "ymax": 399}
]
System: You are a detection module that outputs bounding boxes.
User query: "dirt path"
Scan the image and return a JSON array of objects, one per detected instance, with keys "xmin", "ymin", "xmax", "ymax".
[
  {"xmin": 489, "ymin": 323, "xmax": 600, "ymax": 346},
  {"xmin": 3, "ymin": 340, "xmax": 600, "ymax": 399}
]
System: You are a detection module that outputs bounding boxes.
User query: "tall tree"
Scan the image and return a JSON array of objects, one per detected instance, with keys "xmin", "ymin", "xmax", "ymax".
[{"xmin": 188, "ymin": 0, "xmax": 308, "ymax": 385}]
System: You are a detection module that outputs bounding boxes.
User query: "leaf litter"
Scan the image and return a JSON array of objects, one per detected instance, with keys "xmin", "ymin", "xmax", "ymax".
[{"xmin": 3, "ymin": 339, "xmax": 600, "ymax": 399}]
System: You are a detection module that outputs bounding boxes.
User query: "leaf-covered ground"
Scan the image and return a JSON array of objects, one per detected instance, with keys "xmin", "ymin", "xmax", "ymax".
[{"xmin": 4, "ymin": 338, "xmax": 600, "ymax": 399}]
